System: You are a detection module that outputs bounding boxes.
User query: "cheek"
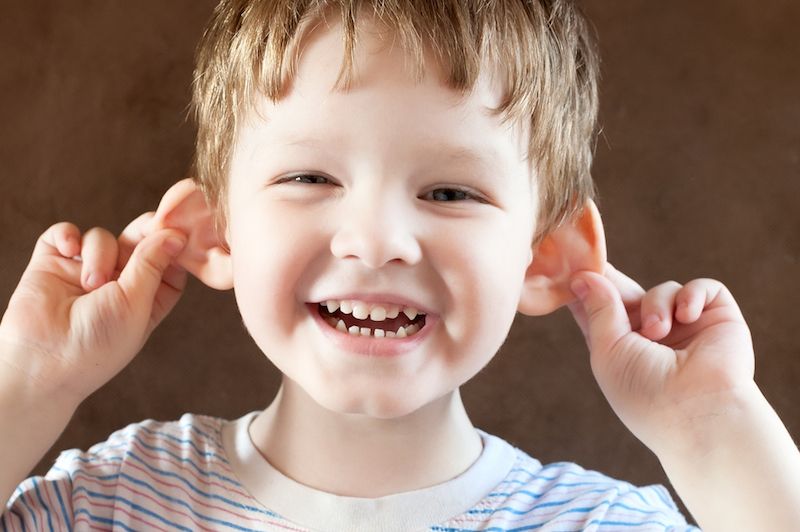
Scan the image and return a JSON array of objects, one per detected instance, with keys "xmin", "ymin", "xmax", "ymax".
[
  {"xmin": 229, "ymin": 206, "xmax": 323, "ymax": 339},
  {"xmin": 436, "ymin": 221, "xmax": 530, "ymax": 351}
]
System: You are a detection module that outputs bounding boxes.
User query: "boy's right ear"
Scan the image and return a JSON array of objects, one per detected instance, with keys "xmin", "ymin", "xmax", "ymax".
[{"xmin": 147, "ymin": 178, "xmax": 233, "ymax": 290}]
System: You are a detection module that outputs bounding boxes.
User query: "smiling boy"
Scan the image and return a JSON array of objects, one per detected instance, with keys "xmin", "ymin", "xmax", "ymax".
[{"xmin": 2, "ymin": 1, "xmax": 800, "ymax": 531}]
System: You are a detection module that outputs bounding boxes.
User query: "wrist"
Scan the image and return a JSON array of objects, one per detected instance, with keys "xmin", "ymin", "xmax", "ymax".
[
  {"xmin": 0, "ymin": 338, "xmax": 84, "ymax": 415},
  {"xmin": 649, "ymin": 380, "xmax": 765, "ymax": 464},
  {"xmin": 652, "ymin": 382, "xmax": 800, "ymax": 530}
]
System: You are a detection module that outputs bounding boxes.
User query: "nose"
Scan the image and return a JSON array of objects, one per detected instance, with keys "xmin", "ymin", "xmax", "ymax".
[{"xmin": 329, "ymin": 191, "xmax": 422, "ymax": 268}]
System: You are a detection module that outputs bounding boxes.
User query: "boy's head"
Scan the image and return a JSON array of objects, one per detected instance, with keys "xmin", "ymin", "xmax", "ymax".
[
  {"xmin": 154, "ymin": 0, "xmax": 606, "ymax": 418},
  {"xmin": 191, "ymin": 0, "xmax": 600, "ymax": 246}
]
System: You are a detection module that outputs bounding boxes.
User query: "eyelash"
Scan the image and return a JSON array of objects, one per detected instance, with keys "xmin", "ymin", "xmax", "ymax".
[{"xmin": 279, "ymin": 174, "xmax": 486, "ymax": 203}]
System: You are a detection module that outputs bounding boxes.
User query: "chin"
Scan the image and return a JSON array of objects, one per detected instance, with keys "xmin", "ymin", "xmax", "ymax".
[{"xmin": 312, "ymin": 385, "xmax": 431, "ymax": 420}]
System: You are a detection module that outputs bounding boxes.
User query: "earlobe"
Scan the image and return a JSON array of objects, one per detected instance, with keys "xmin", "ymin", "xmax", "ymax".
[
  {"xmin": 517, "ymin": 199, "xmax": 607, "ymax": 316},
  {"xmin": 149, "ymin": 178, "xmax": 234, "ymax": 290}
]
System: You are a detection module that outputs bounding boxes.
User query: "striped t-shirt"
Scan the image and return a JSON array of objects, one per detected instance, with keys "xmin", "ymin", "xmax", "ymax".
[{"xmin": 3, "ymin": 411, "xmax": 699, "ymax": 531}]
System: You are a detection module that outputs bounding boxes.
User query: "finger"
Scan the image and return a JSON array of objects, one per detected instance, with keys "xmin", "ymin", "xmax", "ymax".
[
  {"xmin": 145, "ymin": 263, "xmax": 189, "ymax": 336},
  {"xmin": 116, "ymin": 229, "xmax": 187, "ymax": 316},
  {"xmin": 79, "ymin": 227, "xmax": 120, "ymax": 291},
  {"xmin": 570, "ymin": 270, "xmax": 633, "ymax": 357},
  {"xmin": 638, "ymin": 280, "xmax": 682, "ymax": 341},
  {"xmin": 675, "ymin": 278, "xmax": 740, "ymax": 323},
  {"xmin": 30, "ymin": 222, "xmax": 83, "ymax": 264},
  {"xmin": 603, "ymin": 263, "xmax": 646, "ymax": 330},
  {"xmin": 117, "ymin": 212, "xmax": 156, "ymax": 273},
  {"xmin": 604, "ymin": 262, "xmax": 646, "ymax": 304}
]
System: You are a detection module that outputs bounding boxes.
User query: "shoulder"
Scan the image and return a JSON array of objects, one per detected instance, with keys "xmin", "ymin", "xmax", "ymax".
[
  {"xmin": 4, "ymin": 414, "xmax": 249, "ymax": 531},
  {"xmin": 441, "ymin": 435, "xmax": 699, "ymax": 531},
  {"xmin": 54, "ymin": 412, "xmax": 228, "ymax": 475}
]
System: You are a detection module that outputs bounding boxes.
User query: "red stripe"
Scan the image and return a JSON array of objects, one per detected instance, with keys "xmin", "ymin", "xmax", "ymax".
[
  {"xmin": 39, "ymin": 481, "xmax": 64, "ymax": 532},
  {"xmin": 73, "ymin": 468, "xmax": 252, "ymax": 525},
  {"xmin": 74, "ymin": 515, "xmax": 107, "ymax": 531},
  {"xmin": 72, "ymin": 482, "xmax": 308, "ymax": 532},
  {"xmin": 133, "ymin": 427, "xmax": 235, "ymax": 475},
  {"xmin": 21, "ymin": 487, "xmax": 47, "ymax": 531},
  {"xmin": 75, "ymin": 485, "xmax": 215, "ymax": 532},
  {"xmin": 129, "ymin": 440, "xmax": 252, "ymax": 497},
  {"xmin": 74, "ymin": 494, "xmax": 172, "ymax": 532}
]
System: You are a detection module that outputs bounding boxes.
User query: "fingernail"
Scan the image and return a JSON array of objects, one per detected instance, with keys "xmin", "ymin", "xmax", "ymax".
[
  {"xmin": 163, "ymin": 236, "xmax": 186, "ymax": 257},
  {"xmin": 86, "ymin": 272, "xmax": 105, "ymax": 288},
  {"xmin": 643, "ymin": 314, "xmax": 661, "ymax": 329},
  {"xmin": 570, "ymin": 279, "xmax": 589, "ymax": 300}
]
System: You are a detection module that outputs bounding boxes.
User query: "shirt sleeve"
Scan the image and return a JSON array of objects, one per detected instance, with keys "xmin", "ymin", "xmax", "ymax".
[
  {"xmin": 2, "ymin": 450, "xmax": 80, "ymax": 531},
  {"xmin": 601, "ymin": 483, "xmax": 701, "ymax": 531}
]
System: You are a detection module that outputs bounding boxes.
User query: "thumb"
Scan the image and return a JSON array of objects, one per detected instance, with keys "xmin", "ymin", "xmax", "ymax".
[
  {"xmin": 569, "ymin": 271, "xmax": 632, "ymax": 357},
  {"xmin": 116, "ymin": 230, "xmax": 187, "ymax": 312}
]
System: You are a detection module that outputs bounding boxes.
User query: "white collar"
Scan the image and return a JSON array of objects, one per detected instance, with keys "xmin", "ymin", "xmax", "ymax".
[{"xmin": 221, "ymin": 411, "xmax": 517, "ymax": 532}]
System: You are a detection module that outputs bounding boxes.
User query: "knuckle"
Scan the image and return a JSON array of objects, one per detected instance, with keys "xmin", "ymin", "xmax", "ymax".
[{"xmin": 661, "ymin": 280, "xmax": 682, "ymax": 290}]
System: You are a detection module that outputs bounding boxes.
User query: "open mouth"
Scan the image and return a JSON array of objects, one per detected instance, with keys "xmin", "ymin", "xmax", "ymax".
[{"xmin": 315, "ymin": 301, "xmax": 427, "ymax": 338}]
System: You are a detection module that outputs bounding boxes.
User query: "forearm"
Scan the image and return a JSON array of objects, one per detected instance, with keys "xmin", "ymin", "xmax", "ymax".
[
  {"xmin": 657, "ymin": 382, "xmax": 800, "ymax": 531},
  {"xmin": 0, "ymin": 354, "xmax": 77, "ymax": 512}
]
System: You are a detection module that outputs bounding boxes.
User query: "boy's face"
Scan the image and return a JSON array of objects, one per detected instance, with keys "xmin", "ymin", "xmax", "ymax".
[{"xmin": 225, "ymin": 15, "xmax": 538, "ymax": 418}]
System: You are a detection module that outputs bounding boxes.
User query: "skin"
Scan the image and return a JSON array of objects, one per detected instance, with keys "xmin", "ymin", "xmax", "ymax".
[
  {"xmin": 221, "ymin": 14, "xmax": 537, "ymax": 495},
  {"xmin": 1, "ymin": 10, "xmax": 799, "ymax": 530}
]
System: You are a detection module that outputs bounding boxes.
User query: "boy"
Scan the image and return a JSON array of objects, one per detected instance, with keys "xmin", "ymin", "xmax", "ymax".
[{"xmin": 1, "ymin": 1, "xmax": 799, "ymax": 531}]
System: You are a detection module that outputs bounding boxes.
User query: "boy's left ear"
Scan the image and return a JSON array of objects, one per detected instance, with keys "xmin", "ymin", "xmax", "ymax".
[{"xmin": 517, "ymin": 199, "xmax": 607, "ymax": 316}]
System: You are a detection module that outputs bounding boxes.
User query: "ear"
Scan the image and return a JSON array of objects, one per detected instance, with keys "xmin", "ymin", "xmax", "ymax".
[
  {"xmin": 517, "ymin": 199, "xmax": 606, "ymax": 316},
  {"xmin": 148, "ymin": 178, "xmax": 233, "ymax": 290}
]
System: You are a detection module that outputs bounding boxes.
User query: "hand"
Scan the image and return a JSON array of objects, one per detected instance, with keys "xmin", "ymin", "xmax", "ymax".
[
  {"xmin": 567, "ymin": 263, "xmax": 755, "ymax": 455},
  {"xmin": 0, "ymin": 213, "xmax": 188, "ymax": 407}
]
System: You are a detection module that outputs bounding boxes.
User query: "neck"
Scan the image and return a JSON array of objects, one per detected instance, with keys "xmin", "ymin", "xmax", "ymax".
[{"xmin": 248, "ymin": 378, "xmax": 483, "ymax": 497}]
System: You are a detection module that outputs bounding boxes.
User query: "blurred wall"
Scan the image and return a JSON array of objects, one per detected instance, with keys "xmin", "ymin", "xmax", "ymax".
[{"xmin": 1, "ymin": 1, "xmax": 798, "ymax": 522}]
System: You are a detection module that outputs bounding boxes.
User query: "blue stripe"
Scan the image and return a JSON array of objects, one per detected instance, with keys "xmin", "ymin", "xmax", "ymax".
[
  {"xmin": 51, "ymin": 479, "xmax": 72, "ymax": 532},
  {"xmin": 74, "ymin": 508, "xmax": 137, "ymax": 532},
  {"xmin": 434, "ymin": 499, "xmax": 678, "ymax": 531},
  {"xmin": 8, "ymin": 508, "xmax": 27, "ymax": 532},
  {"xmin": 31, "ymin": 479, "xmax": 54, "ymax": 532},
  {"xmin": 468, "ymin": 487, "xmax": 624, "ymax": 516},
  {"xmin": 128, "ymin": 448, "xmax": 239, "ymax": 486},
  {"xmin": 609, "ymin": 501, "xmax": 669, "ymax": 515},
  {"xmin": 126, "ymin": 452, "xmax": 259, "ymax": 511},
  {"xmin": 587, "ymin": 518, "xmax": 678, "ymax": 528},
  {"xmin": 129, "ymin": 437, "xmax": 239, "ymax": 485},
  {"xmin": 652, "ymin": 485, "xmax": 676, "ymax": 509},
  {"xmin": 76, "ymin": 489, "xmax": 193, "ymax": 531},
  {"xmin": 489, "ymin": 480, "xmax": 623, "ymax": 498},
  {"xmin": 509, "ymin": 464, "xmax": 612, "ymax": 478},
  {"xmin": 58, "ymin": 447, "xmax": 241, "ymax": 490},
  {"xmin": 119, "ymin": 471, "xmax": 278, "ymax": 521},
  {"xmin": 136, "ymin": 426, "xmax": 230, "ymax": 464},
  {"xmin": 75, "ymin": 488, "xmax": 266, "ymax": 532},
  {"xmin": 13, "ymin": 486, "xmax": 38, "ymax": 531},
  {"xmin": 70, "ymin": 466, "xmax": 278, "ymax": 521}
]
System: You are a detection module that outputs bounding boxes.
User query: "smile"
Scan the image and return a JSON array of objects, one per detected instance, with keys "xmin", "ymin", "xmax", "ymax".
[{"xmin": 316, "ymin": 300, "xmax": 427, "ymax": 338}]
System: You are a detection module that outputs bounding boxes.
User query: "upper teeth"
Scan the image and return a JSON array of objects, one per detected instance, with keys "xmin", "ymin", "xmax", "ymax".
[{"xmin": 323, "ymin": 300, "xmax": 424, "ymax": 322}]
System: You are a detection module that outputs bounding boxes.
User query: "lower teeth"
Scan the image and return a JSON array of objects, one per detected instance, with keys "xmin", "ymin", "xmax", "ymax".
[{"xmin": 328, "ymin": 318, "xmax": 420, "ymax": 338}]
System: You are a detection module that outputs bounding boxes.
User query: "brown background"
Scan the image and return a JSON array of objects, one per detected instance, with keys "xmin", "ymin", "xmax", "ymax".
[{"xmin": 2, "ymin": 1, "xmax": 798, "ymax": 524}]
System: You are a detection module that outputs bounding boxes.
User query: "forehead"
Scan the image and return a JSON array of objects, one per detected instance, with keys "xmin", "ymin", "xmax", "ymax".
[{"xmin": 238, "ymin": 11, "xmax": 531, "ymax": 169}]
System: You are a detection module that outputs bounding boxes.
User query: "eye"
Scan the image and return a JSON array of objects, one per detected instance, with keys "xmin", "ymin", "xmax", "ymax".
[
  {"xmin": 279, "ymin": 174, "xmax": 331, "ymax": 185},
  {"xmin": 421, "ymin": 187, "xmax": 485, "ymax": 203}
]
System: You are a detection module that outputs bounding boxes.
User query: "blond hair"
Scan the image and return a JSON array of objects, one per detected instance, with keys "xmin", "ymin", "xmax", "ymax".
[{"xmin": 191, "ymin": 0, "xmax": 599, "ymax": 244}]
